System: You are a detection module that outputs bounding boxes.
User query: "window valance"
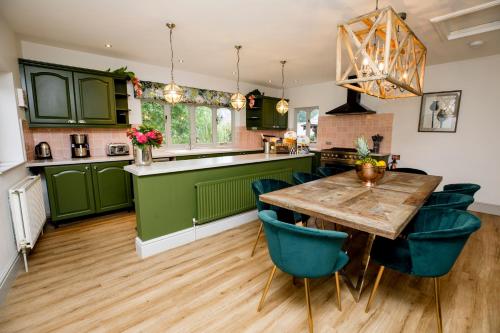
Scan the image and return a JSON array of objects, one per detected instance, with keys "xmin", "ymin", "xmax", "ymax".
[{"xmin": 135, "ymin": 80, "xmax": 233, "ymax": 107}]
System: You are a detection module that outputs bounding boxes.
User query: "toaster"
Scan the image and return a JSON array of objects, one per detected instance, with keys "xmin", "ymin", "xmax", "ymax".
[{"xmin": 106, "ymin": 143, "xmax": 130, "ymax": 156}]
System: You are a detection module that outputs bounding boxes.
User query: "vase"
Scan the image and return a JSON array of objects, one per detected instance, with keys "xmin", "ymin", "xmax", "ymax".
[
  {"xmin": 355, "ymin": 163, "xmax": 385, "ymax": 187},
  {"xmin": 134, "ymin": 146, "xmax": 153, "ymax": 166}
]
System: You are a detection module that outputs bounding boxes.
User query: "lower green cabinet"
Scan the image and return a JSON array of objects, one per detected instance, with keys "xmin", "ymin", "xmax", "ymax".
[
  {"xmin": 45, "ymin": 161, "xmax": 132, "ymax": 222},
  {"xmin": 92, "ymin": 161, "xmax": 132, "ymax": 213}
]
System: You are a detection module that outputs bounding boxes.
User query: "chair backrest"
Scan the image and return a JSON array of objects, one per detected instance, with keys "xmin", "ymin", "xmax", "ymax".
[
  {"xmin": 392, "ymin": 167, "xmax": 428, "ymax": 175},
  {"xmin": 292, "ymin": 171, "xmax": 320, "ymax": 185},
  {"xmin": 407, "ymin": 208, "xmax": 480, "ymax": 277},
  {"xmin": 443, "ymin": 183, "xmax": 481, "ymax": 197},
  {"xmin": 425, "ymin": 192, "xmax": 474, "ymax": 210},
  {"xmin": 258, "ymin": 210, "xmax": 348, "ymax": 278},
  {"xmin": 316, "ymin": 166, "xmax": 345, "ymax": 177},
  {"xmin": 251, "ymin": 179, "xmax": 291, "ymax": 212}
]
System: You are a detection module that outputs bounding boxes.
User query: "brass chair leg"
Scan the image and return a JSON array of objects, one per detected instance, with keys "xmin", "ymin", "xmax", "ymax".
[
  {"xmin": 251, "ymin": 222, "xmax": 263, "ymax": 257},
  {"xmin": 434, "ymin": 277, "xmax": 443, "ymax": 333},
  {"xmin": 257, "ymin": 265, "xmax": 277, "ymax": 312},
  {"xmin": 304, "ymin": 278, "xmax": 314, "ymax": 333},
  {"xmin": 365, "ymin": 266, "xmax": 385, "ymax": 313},
  {"xmin": 321, "ymin": 219, "xmax": 325, "ymax": 230},
  {"xmin": 334, "ymin": 272, "xmax": 342, "ymax": 311}
]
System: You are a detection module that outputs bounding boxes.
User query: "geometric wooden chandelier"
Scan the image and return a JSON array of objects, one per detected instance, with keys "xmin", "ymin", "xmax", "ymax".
[{"xmin": 336, "ymin": 6, "xmax": 427, "ymax": 99}]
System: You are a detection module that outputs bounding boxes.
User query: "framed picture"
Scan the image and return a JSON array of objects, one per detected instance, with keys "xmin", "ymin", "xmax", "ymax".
[{"xmin": 418, "ymin": 90, "xmax": 462, "ymax": 133}]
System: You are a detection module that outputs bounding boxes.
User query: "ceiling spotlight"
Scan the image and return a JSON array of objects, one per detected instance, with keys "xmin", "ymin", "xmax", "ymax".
[
  {"xmin": 468, "ymin": 40, "xmax": 484, "ymax": 48},
  {"xmin": 232, "ymin": 71, "xmax": 236, "ymax": 75},
  {"xmin": 268, "ymin": 79, "xmax": 272, "ymax": 83},
  {"xmin": 105, "ymin": 43, "xmax": 112, "ymax": 48},
  {"xmin": 178, "ymin": 59, "xmax": 184, "ymax": 63}
]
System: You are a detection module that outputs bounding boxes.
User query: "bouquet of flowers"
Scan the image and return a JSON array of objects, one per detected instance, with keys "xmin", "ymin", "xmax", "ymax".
[{"xmin": 127, "ymin": 125, "xmax": 163, "ymax": 149}]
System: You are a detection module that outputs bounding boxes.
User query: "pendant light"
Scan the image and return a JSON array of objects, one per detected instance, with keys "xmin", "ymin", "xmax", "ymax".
[
  {"xmin": 335, "ymin": 0, "xmax": 426, "ymax": 99},
  {"xmin": 276, "ymin": 60, "xmax": 289, "ymax": 115},
  {"xmin": 230, "ymin": 45, "xmax": 246, "ymax": 111},
  {"xmin": 164, "ymin": 23, "xmax": 183, "ymax": 105}
]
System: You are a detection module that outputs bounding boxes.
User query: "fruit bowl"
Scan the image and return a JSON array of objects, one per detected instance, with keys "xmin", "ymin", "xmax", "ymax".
[{"xmin": 355, "ymin": 163, "xmax": 386, "ymax": 187}]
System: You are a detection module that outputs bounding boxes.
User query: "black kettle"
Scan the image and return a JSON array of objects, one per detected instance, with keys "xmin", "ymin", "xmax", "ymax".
[{"xmin": 35, "ymin": 142, "xmax": 52, "ymax": 159}]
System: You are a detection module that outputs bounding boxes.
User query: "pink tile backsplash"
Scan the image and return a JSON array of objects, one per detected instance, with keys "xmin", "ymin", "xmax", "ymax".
[
  {"xmin": 24, "ymin": 122, "xmax": 132, "ymax": 160},
  {"xmin": 317, "ymin": 113, "xmax": 393, "ymax": 153}
]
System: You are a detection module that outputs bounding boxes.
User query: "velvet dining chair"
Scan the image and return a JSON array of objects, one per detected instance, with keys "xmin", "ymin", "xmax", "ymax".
[
  {"xmin": 391, "ymin": 167, "xmax": 428, "ymax": 175},
  {"xmin": 424, "ymin": 192, "xmax": 474, "ymax": 210},
  {"xmin": 316, "ymin": 166, "xmax": 346, "ymax": 177},
  {"xmin": 292, "ymin": 171, "xmax": 321, "ymax": 185},
  {"xmin": 442, "ymin": 183, "xmax": 481, "ymax": 197},
  {"xmin": 250, "ymin": 179, "xmax": 301, "ymax": 257},
  {"xmin": 257, "ymin": 210, "xmax": 349, "ymax": 333},
  {"xmin": 365, "ymin": 208, "xmax": 481, "ymax": 333}
]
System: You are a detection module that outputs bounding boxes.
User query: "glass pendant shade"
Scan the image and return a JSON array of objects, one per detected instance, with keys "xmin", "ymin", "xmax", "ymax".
[
  {"xmin": 230, "ymin": 92, "xmax": 246, "ymax": 111},
  {"xmin": 163, "ymin": 82, "xmax": 183, "ymax": 105},
  {"xmin": 276, "ymin": 99, "xmax": 289, "ymax": 115}
]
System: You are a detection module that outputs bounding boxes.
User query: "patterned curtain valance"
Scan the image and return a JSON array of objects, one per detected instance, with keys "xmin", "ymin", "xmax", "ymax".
[{"xmin": 135, "ymin": 80, "xmax": 233, "ymax": 107}]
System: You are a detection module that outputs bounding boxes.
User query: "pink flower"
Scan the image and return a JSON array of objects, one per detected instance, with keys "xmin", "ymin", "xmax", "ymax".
[
  {"xmin": 146, "ymin": 131, "xmax": 156, "ymax": 139},
  {"xmin": 135, "ymin": 133, "xmax": 148, "ymax": 144}
]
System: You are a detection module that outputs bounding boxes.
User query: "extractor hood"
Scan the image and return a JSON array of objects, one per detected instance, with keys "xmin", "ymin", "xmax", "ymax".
[{"xmin": 326, "ymin": 85, "xmax": 376, "ymax": 116}]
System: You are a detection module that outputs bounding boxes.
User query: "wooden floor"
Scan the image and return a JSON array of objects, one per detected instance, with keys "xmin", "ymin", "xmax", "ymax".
[{"xmin": 0, "ymin": 211, "xmax": 498, "ymax": 333}]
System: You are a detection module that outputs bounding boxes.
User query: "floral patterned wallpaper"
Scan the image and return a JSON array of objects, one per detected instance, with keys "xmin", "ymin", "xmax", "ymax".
[{"xmin": 136, "ymin": 80, "xmax": 233, "ymax": 107}]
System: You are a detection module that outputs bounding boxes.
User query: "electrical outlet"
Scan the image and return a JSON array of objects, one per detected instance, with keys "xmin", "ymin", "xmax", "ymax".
[{"xmin": 325, "ymin": 141, "xmax": 332, "ymax": 145}]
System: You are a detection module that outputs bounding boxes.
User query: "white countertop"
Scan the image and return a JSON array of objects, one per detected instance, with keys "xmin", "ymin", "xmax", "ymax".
[
  {"xmin": 26, "ymin": 147, "xmax": 263, "ymax": 167},
  {"xmin": 125, "ymin": 153, "xmax": 314, "ymax": 176}
]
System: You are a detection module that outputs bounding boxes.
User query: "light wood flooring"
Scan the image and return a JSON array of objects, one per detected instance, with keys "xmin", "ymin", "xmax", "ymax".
[{"xmin": 0, "ymin": 211, "xmax": 498, "ymax": 333}]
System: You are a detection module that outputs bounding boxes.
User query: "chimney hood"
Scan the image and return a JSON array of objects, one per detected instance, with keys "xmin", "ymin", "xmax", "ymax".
[{"xmin": 326, "ymin": 79, "xmax": 376, "ymax": 115}]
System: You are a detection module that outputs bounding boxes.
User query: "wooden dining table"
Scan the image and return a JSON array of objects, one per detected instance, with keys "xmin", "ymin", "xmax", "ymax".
[{"xmin": 259, "ymin": 170, "xmax": 442, "ymax": 301}]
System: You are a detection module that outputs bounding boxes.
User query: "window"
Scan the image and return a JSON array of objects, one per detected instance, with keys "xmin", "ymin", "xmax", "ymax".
[
  {"xmin": 295, "ymin": 107, "xmax": 319, "ymax": 144},
  {"xmin": 141, "ymin": 101, "xmax": 234, "ymax": 148}
]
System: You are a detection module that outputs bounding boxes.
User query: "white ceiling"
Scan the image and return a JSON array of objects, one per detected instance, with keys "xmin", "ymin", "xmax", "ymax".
[{"xmin": 1, "ymin": 0, "xmax": 499, "ymax": 88}]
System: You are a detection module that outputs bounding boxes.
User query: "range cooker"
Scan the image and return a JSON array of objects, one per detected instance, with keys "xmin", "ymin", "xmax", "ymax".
[{"xmin": 320, "ymin": 147, "xmax": 390, "ymax": 169}]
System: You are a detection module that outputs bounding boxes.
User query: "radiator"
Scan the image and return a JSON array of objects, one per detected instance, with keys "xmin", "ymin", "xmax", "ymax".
[
  {"xmin": 195, "ymin": 168, "xmax": 292, "ymax": 224},
  {"xmin": 9, "ymin": 175, "xmax": 46, "ymax": 272}
]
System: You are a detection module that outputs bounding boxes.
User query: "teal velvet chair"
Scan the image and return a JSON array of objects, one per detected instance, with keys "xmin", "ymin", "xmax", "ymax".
[
  {"xmin": 251, "ymin": 179, "xmax": 301, "ymax": 256},
  {"xmin": 443, "ymin": 183, "xmax": 481, "ymax": 197},
  {"xmin": 316, "ymin": 166, "xmax": 345, "ymax": 177},
  {"xmin": 257, "ymin": 210, "xmax": 349, "ymax": 333},
  {"xmin": 424, "ymin": 192, "xmax": 474, "ymax": 210},
  {"xmin": 293, "ymin": 171, "xmax": 321, "ymax": 185},
  {"xmin": 392, "ymin": 167, "xmax": 428, "ymax": 175},
  {"xmin": 365, "ymin": 208, "xmax": 481, "ymax": 333}
]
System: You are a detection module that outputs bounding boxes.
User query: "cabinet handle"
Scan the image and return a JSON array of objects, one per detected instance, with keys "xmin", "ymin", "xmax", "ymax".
[
  {"xmin": 85, "ymin": 166, "xmax": 89, "ymax": 170},
  {"xmin": 78, "ymin": 120, "xmax": 86, "ymax": 124},
  {"xmin": 67, "ymin": 120, "xmax": 76, "ymax": 124},
  {"xmin": 94, "ymin": 166, "xmax": 97, "ymax": 170}
]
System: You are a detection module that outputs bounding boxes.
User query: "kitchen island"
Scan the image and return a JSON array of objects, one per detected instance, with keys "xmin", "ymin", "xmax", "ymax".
[{"xmin": 125, "ymin": 153, "xmax": 313, "ymax": 257}]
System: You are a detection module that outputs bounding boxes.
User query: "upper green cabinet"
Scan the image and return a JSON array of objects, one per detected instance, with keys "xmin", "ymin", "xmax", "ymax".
[
  {"xmin": 74, "ymin": 73, "xmax": 116, "ymax": 125},
  {"xmin": 92, "ymin": 161, "xmax": 132, "ymax": 213},
  {"xmin": 24, "ymin": 66, "xmax": 77, "ymax": 125},
  {"xmin": 20, "ymin": 59, "xmax": 129, "ymax": 128},
  {"xmin": 246, "ymin": 96, "xmax": 288, "ymax": 130}
]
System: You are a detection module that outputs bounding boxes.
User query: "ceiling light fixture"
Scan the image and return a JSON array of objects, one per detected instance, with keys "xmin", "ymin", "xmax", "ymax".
[
  {"xmin": 230, "ymin": 45, "xmax": 246, "ymax": 111},
  {"xmin": 336, "ymin": 0, "xmax": 427, "ymax": 99},
  {"xmin": 276, "ymin": 60, "xmax": 289, "ymax": 115},
  {"xmin": 105, "ymin": 43, "xmax": 112, "ymax": 48},
  {"xmin": 164, "ymin": 23, "xmax": 183, "ymax": 105}
]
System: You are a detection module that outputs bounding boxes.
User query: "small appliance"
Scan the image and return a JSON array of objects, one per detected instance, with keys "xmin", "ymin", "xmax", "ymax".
[
  {"xmin": 34, "ymin": 142, "xmax": 52, "ymax": 159},
  {"xmin": 70, "ymin": 134, "xmax": 90, "ymax": 158},
  {"xmin": 106, "ymin": 143, "xmax": 130, "ymax": 156}
]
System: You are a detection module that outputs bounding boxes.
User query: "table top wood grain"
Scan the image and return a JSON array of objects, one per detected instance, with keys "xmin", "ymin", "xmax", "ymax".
[{"xmin": 259, "ymin": 171, "xmax": 442, "ymax": 239}]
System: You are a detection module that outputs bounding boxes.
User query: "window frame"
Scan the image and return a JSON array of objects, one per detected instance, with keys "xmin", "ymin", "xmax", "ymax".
[
  {"xmin": 141, "ymin": 100, "xmax": 235, "ymax": 149},
  {"xmin": 294, "ymin": 106, "xmax": 319, "ymax": 146}
]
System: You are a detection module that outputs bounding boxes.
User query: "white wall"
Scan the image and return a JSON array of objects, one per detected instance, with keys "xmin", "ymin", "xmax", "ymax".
[
  {"xmin": 20, "ymin": 41, "xmax": 280, "ymax": 126},
  {"xmin": 0, "ymin": 14, "xmax": 28, "ymax": 298},
  {"xmin": 286, "ymin": 55, "xmax": 500, "ymax": 206}
]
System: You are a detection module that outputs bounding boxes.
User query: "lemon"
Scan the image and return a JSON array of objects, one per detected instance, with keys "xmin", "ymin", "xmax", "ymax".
[{"xmin": 377, "ymin": 160, "xmax": 386, "ymax": 167}]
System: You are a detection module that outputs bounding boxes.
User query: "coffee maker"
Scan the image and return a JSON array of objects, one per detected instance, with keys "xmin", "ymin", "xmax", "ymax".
[{"xmin": 70, "ymin": 134, "xmax": 90, "ymax": 158}]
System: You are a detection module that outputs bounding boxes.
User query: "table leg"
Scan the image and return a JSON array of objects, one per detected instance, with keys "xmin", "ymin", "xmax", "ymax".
[{"xmin": 341, "ymin": 233, "xmax": 376, "ymax": 302}]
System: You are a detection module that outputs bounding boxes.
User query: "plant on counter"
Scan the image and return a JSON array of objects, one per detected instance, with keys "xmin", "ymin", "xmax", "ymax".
[{"xmin": 127, "ymin": 125, "xmax": 163, "ymax": 149}]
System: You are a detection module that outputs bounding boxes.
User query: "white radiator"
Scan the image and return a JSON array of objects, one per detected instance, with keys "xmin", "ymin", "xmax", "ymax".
[{"xmin": 9, "ymin": 175, "xmax": 46, "ymax": 272}]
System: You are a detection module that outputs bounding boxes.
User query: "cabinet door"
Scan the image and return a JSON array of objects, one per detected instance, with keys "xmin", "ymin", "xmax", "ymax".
[
  {"xmin": 92, "ymin": 161, "xmax": 132, "ymax": 213},
  {"xmin": 24, "ymin": 66, "xmax": 77, "ymax": 124},
  {"xmin": 45, "ymin": 164, "xmax": 95, "ymax": 221},
  {"xmin": 73, "ymin": 73, "xmax": 116, "ymax": 125},
  {"xmin": 275, "ymin": 111, "xmax": 288, "ymax": 129},
  {"xmin": 261, "ymin": 98, "xmax": 277, "ymax": 129}
]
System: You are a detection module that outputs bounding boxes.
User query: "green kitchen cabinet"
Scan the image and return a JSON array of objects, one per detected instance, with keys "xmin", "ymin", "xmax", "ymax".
[
  {"xmin": 45, "ymin": 164, "xmax": 95, "ymax": 221},
  {"xmin": 73, "ymin": 73, "xmax": 116, "ymax": 125},
  {"xmin": 246, "ymin": 96, "xmax": 288, "ymax": 130},
  {"xmin": 23, "ymin": 65, "xmax": 77, "ymax": 125},
  {"xmin": 45, "ymin": 161, "xmax": 132, "ymax": 222},
  {"xmin": 92, "ymin": 161, "xmax": 132, "ymax": 213}
]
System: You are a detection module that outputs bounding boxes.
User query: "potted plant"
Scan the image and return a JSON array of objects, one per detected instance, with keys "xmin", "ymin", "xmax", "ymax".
[
  {"xmin": 127, "ymin": 125, "xmax": 163, "ymax": 166},
  {"xmin": 354, "ymin": 136, "xmax": 386, "ymax": 186}
]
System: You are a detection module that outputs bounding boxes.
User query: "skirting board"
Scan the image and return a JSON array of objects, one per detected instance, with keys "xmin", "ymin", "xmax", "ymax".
[
  {"xmin": 470, "ymin": 202, "xmax": 500, "ymax": 216},
  {"xmin": 0, "ymin": 255, "xmax": 20, "ymax": 305},
  {"xmin": 136, "ymin": 209, "xmax": 258, "ymax": 258}
]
